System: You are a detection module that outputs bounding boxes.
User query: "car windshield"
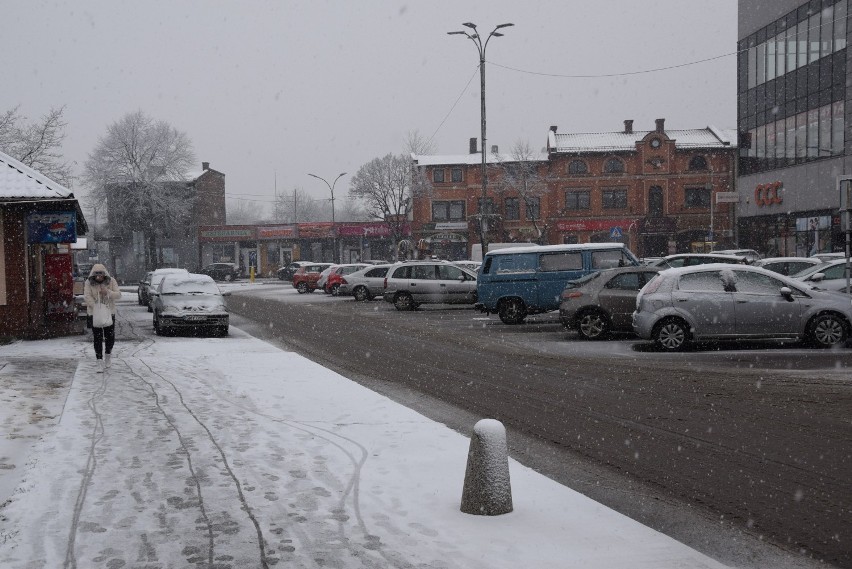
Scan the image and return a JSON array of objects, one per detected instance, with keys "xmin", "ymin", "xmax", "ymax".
[
  {"xmin": 161, "ymin": 277, "xmax": 220, "ymax": 295},
  {"xmin": 791, "ymin": 261, "xmax": 834, "ymax": 278}
]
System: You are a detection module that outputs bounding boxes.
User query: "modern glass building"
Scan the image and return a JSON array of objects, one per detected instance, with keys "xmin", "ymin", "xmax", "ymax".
[{"xmin": 738, "ymin": 0, "xmax": 849, "ymax": 256}]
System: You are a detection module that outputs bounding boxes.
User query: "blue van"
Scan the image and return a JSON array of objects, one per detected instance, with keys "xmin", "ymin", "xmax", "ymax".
[{"xmin": 475, "ymin": 243, "xmax": 640, "ymax": 324}]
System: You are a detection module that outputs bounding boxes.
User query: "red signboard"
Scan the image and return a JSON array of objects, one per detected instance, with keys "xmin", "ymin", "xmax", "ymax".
[
  {"xmin": 338, "ymin": 222, "xmax": 410, "ymax": 237},
  {"xmin": 555, "ymin": 218, "xmax": 634, "ymax": 232},
  {"xmin": 44, "ymin": 253, "xmax": 75, "ymax": 320},
  {"xmin": 257, "ymin": 225, "xmax": 296, "ymax": 239},
  {"xmin": 298, "ymin": 222, "xmax": 335, "ymax": 239}
]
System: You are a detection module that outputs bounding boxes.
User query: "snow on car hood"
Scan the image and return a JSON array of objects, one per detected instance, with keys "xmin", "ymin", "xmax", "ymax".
[{"xmin": 159, "ymin": 294, "xmax": 227, "ymax": 313}]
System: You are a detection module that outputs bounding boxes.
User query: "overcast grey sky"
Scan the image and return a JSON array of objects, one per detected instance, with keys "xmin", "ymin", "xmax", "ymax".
[{"xmin": 1, "ymin": 0, "xmax": 737, "ymax": 214}]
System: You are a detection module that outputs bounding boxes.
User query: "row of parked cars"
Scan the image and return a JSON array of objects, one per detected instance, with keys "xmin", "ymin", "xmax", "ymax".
[{"xmin": 137, "ymin": 268, "xmax": 230, "ymax": 336}]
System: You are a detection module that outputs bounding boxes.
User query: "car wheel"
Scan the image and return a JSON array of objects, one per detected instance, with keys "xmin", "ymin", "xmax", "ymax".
[
  {"xmin": 577, "ymin": 310, "xmax": 611, "ymax": 340},
  {"xmin": 653, "ymin": 318, "xmax": 690, "ymax": 351},
  {"xmin": 807, "ymin": 313, "xmax": 848, "ymax": 348},
  {"xmin": 330, "ymin": 284, "xmax": 341, "ymax": 296},
  {"xmin": 217, "ymin": 325, "xmax": 229, "ymax": 336},
  {"xmin": 296, "ymin": 282, "xmax": 308, "ymax": 294},
  {"xmin": 394, "ymin": 292, "xmax": 415, "ymax": 311},
  {"xmin": 498, "ymin": 298, "xmax": 526, "ymax": 325},
  {"xmin": 353, "ymin": 286, "xmax": 370, "ymax": 302},
  {"xmin": 138, "ymin": 294, "xmax": 143, "ymax": 306}
]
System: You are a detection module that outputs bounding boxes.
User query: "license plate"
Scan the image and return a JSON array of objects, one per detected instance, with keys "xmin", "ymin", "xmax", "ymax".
[{"xmin": 185, "ymin": 315, "xmax": 206, "ymax": 321}]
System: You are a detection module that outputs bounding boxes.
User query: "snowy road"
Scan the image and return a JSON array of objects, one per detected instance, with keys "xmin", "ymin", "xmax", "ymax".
[{"xmin": 0, "ymin": 295, "xmax": 736, "ymax": 569}]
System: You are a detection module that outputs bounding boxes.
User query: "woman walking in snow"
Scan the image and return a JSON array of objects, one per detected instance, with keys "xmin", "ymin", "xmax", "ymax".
[{"xmin": 84, "ymin": 263, "xmax": 121, "ymax": 372}]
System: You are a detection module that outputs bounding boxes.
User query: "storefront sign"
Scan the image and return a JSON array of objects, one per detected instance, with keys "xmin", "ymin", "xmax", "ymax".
[
  {"xmin": 754, "ymin": 181, "xmax": 783, "ymax": 206},
  {"xmin": 257, "ymin": 225, "xmax": 296, "ymax": 239},
  {"xmin": 199, "ymin": 226, "xmax": 256, "ymax": 241},
  {"xmin": 638, "ymin": 216, "xmax": 676, "ymax": 234},
  {"xmin": 556, "ymin": 218, "xmax": 633, "ymax": 232},
  {"xmin": 26, "ymin": 211, "xmax": 77, "ymax": 244},
  {"xmin": 298, "ymin": 222, "xmax": 335, "ymax": 239},
  {"xmin": 426, "ymin": 232, "xmax": 467, "ymax": 243},
  {"xmin": 338, "ymin": 222, "xmax": 400, "ymax": 237},
  {"xmin": 435, "ymin": 222, "xmax": 468, "ymax": 230}
]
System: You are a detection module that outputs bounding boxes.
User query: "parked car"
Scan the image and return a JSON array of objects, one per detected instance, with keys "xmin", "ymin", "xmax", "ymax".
[
  {"xmin": 337, "ymin": 264, "xmax": 392, "ymax": 301},
  {"xmin": 316, "ymin": 265, "xmax": 338, "ymax": 292},
  {"xmin": 475, "ymin": 243, "xmax": 640, "ymax": 324},
  {"xmin": 714, "ymin": 249, "xmax": 762, "ymax": 262},
  {"xmin": 452, "ymin": 260, "xmax": 482, "ymax": 273},
  {"xmin": 147, "ymin": 268, "xmax": 190, "ymax": 312},
  {"xmin": 198, "ymin": 262, "xmax": 240, "ymax": 281},
  {"xmin": 810, "ymin": 252, "xmax": 846, "ymax": 262},
  {"xmin": 648, "ymin": 253, "xmax": 751, "ymax": 269},
  {"xmin": 137, "ymin": 271, "xmax": 154, "ymax": 305},
  {"xmin": 559, "ymin": 266, "xmax": 660, "ymax": 340},
  {"xmin": 291, "ymin": 263, "xmax": 334, "ymax": 293},
  {"xmin": 152, "ymin": 273, "xmax": 230, "ymax": 336},
  {"xmin": 277, "ymin": 261, "xmax": 310, "ymax": 281},
  {"xmin": 323, "ymin": 263, "xmax": 369, "ymax": 295},
  {"xmin": 383, "ymin": 261, "xmax": 478, "ymax": 310},
  {"xmin": 792, "ymin": 259, "xmax": 852, "ymax": 293},
  {"xmin": 633, "ymin": 264, "xmax": 852, "ymax": 351},
  {"xmin": 753, "ymin": 256, "xmax": 821, "ymax": 276}
]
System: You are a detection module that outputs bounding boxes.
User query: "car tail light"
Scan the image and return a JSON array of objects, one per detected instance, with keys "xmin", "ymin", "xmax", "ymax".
[
  {"xmin": 340, "ymin": 277, "xmax": 348, "ymax": 285},
  {"xmin": 561, "ymin": 291, "xmax": 583, "ymax": 301},
  {"xmin": 383, "ymin": 277, "xmax": 388, "ymax": 289},
  {"xmin": 642, "ymin": 275, "xmax": 663, "ymax": 295}
]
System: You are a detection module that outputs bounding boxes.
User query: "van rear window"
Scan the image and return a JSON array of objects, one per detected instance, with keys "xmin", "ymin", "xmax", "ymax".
[
  {"xmin": 540, "ymin": 252, "xmax": 582, "ymax": 272},
  {"xmin": 495, "ymin": 255, "xmax": 537, "ymax": 274}
]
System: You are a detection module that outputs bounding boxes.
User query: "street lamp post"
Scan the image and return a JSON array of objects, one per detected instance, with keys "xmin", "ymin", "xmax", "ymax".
[
  {"xmin": 308, "ymin": 172, "xmax": 347, "ymax": 263},
  {"xmin": 449, "ymin": 21, "xmax": 513, "ymax": 258}
]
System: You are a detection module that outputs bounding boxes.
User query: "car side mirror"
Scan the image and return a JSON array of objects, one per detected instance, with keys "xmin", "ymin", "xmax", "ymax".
[
  {"xmin": 780, "ymin": 286, "xmax": 794, "ymax": 301},
  {"xmin": 458, "ymin": 275, "xmax": 466, "ymax": 282}
]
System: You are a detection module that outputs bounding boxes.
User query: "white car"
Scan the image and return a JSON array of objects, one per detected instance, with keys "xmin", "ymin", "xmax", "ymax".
[
  {"xmin": 337, "ymin": 264, "xmax": 393, "ymax": 301},
  {"xmin": 152, "ymin": 273, "xmax": 230, "ymax": 336},
  {"xmin": 753, "ymin": 256, "xmax": 821, "ymax": 276},
  {"xmin": 146, "ymin": 268, "xmax": 190, "ymax": 313},
  {"xmin": 793, "ymin": 259, "xmax": 852, "ymax": 294}
]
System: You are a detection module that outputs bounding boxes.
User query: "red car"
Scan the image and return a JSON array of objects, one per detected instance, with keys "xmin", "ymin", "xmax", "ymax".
[
  {"xmin": 291, "ymin": 263, "xmax": 334, "ymax": 293},
  {"xmin": 324, "ymin": 263, "xmax": 369, "ymax": 296}
]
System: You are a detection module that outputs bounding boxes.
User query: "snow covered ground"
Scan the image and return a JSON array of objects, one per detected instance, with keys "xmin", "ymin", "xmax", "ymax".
[{"xmin": 0, "ymin": 293, "xmax": 731, "ymax": 568}]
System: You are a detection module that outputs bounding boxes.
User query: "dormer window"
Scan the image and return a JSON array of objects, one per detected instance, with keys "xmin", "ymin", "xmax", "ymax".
[
  {"xmin": 603, "ymin": 158, "xmax": 625, "ymax": 174},
  {"xmin": 688, "ymin": 155, "xmax": 709, "ymax": 170}
]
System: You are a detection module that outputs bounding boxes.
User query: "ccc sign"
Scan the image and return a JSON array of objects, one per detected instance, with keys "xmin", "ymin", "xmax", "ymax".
[{"xmin": 754, "ymin": 181, "xmax": 783, "ymax": 207}]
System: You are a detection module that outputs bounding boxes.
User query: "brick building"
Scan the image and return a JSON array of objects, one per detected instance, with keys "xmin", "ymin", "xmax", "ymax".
[
  {"xmin": 411, "ymin": 120, "xmax": 738, "ymax": 259},
  {"xmin": 105, "ymin": 162, "xmax": 225, "ymax": 282}
]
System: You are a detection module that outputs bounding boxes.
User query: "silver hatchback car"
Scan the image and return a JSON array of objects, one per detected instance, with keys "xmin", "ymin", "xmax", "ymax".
[{"xmin": 633, "ymin": 264, "xmax": 852, "ymax": 351}]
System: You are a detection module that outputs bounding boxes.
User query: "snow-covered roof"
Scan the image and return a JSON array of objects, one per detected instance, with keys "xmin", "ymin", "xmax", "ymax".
[
  {"xmin": 412, "ymin": 151, "xmax": 548, "ymax": 167},
  {"xmin": 548, "ymin": 126, "xmax": 737, "ymax": 154},
  {"xmin": 0, "ymin": 148, "xmax": 73, "ymax": 199}
]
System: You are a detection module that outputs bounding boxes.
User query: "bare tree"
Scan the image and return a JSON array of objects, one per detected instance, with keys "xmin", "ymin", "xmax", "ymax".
[
  {"xmin": 405, "ymin": 129, "xmax": 437, "ymax": 156},
  {"xmin": 83, "ymin": 110, "xmax": 195, "ymax": 270},
  {"xmin": 348, "ymin": 153, "xmax": 431, "ymax": 257},
  {"xmin": 227, "ymin": 198, "xmax": 267, "ymax": 225},
  {"xmin": 491, "ymin": 140, "xmax": 550, "ymax": 244},
  {"xmin": 0, "ymin": 106, "xmax": 74, "ymax": 186},
  {"xmin": 271, "ymin": 187, "xmax": 328, "ymax": 223}
]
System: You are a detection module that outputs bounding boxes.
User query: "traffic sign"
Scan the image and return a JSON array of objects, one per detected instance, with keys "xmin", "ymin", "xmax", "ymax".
[
  {"xmin": 610, "ymin": 226, "xmax": 623, "ymax": 239},
  {"xmin": 715, "ymin": 192, "xmax": 740, "ymax": 204}
]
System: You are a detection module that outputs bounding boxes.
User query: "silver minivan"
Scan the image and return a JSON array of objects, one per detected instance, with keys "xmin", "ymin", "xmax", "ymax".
[{"xmin": 383, "ymin": 261, "xmax": 478, "ymax": 310}]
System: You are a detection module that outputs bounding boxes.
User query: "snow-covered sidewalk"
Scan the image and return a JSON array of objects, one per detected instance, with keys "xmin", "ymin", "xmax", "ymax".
[{"xmin": 0, "ymin": 297, "xmax": 729, "ymax": 568}]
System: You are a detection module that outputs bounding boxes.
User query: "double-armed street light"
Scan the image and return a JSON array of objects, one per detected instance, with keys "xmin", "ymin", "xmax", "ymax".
[
  {"xmin": 307, "ymin": 172, "xmax": 347, "ymax": 263},
  {"xmin": 448, "ymin": 21, "xmax": 513, "ymax": 257}
]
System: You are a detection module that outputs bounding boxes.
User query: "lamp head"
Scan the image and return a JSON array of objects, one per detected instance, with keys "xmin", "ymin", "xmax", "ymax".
[
  {"xmin": 462, "ymin": 22, "xmax": 477, "ymax": 29},
  {"xmin": 491, "ymin": 32, "xmax": 504, "ymax": 37},
  {"xmin": 495, "ymin": 23, "xmax": 514, "ymax": 29}
]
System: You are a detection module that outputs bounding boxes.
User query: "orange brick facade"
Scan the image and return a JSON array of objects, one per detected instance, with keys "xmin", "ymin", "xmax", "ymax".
[{"xmin": 412, "ymin": 128, "xmax": 737, "ymax": 260}]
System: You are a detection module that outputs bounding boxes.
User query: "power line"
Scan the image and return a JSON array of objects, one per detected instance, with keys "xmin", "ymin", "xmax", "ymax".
[{"xmin": 427, "ymin": 65, "xmax": 480, "ymax": 146}]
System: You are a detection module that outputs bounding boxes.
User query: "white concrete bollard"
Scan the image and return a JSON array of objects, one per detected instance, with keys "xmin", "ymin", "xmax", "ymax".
[{"xmin": 460, "ymin": 418, "xmax": 513, "ymax": 516}]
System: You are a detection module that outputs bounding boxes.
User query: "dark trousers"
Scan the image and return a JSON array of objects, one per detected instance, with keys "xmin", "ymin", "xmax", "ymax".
[{"xmin": 92, "ymin": 315, "xmax": 116, "ymax": 359}]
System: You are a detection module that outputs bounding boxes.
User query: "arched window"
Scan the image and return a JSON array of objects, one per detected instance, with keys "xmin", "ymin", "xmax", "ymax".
[
  {"xmin": 603, "ymin": 158, "xmax": 625, "ymax": 174},
  {"xmin": 689, "ymin": 155, "xmax": 708, "ymax": 170},
  {"xmin": 568, "ymin": 160, "xmax": 588, "ymax": 174}
]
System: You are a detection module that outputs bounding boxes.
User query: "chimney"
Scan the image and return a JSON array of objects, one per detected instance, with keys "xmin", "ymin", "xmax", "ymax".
[
  {"xmin": 549, "ymin": 125, "xmax": 558, "ymax": 133},
  {"xmin": 202, "ymin": 161, "xmax": 210, "ymax": 170},
  {"xmin": 491, "ymin": 145, "xmax": 499, "ymax": 154},
  {"xmin": 623, "ymin": 120, "xmax": 633, "ymax": 134},
  {"xmin": 655, "ymin": 118, "xmax": 665, "ymax": 133},
  {"xmin": 469, "ymin": 138, "xmax": 478, "ymax": 154}
]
